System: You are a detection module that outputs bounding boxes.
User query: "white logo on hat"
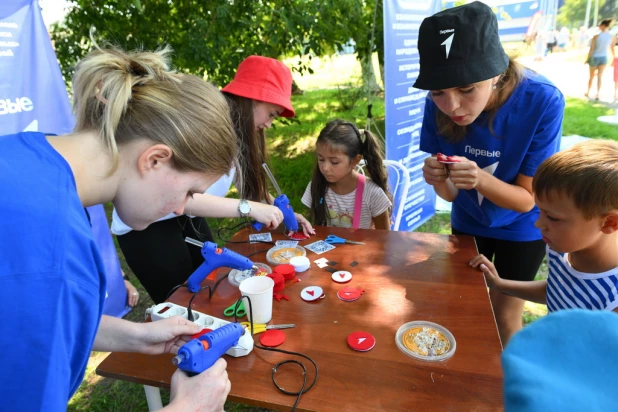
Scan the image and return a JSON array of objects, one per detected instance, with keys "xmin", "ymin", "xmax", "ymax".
[{"xmin": 441, "ymin": 32, "xmax": 455, "ymax": 59}]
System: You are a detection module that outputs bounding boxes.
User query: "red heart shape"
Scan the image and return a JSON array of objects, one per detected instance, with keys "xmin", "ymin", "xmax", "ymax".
[
  {"xmin": 307, "ymin": 290, "xmax": 315, "ymax": 296},
  {"xmin": 340, "ymin": 273, "xmax": 345, "ymax": 278}
]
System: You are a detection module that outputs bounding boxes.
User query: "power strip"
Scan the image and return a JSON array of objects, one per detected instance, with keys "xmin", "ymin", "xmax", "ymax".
[{"xmin": 146, "ymin": 302, "xmax": 254, "ymax": 357}]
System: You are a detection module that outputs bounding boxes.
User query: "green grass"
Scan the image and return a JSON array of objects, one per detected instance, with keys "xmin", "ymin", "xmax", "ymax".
[
  {"xmin": 71, "ymin": 62, "xmax": 614, "ymax": 410},
  {"xmin": 563, "ymin": 97, "xmax": 618, "ymax": 140}
]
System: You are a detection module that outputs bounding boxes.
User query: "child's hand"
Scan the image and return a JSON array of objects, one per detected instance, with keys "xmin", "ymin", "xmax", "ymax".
[
  {"xmin": 422, "ymin": 155, "xmax": 449, "ymax": 186},
  {"xmin": 295, "ymin": 213, "xmax": 316, "ymax": 237},
  {"xmin": 469, "ymin": 254, "xmax": 502, "ymax": 290}
]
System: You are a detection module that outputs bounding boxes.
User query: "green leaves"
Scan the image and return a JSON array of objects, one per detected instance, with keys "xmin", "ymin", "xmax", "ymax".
[{"xmin": 51, "ymin": 0, "xmax": 371, "ymax": 88}]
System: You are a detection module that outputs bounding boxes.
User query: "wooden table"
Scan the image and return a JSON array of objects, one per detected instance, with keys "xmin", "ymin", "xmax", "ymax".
[{"xmin": 97, "ymin": 227, "xmax": 503, "ymax": 411}]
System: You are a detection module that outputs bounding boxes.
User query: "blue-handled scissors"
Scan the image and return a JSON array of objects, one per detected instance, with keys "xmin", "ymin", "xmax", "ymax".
[{"xmin": 325, "ymin": 235, "xmax": 365, "ymax": 245}]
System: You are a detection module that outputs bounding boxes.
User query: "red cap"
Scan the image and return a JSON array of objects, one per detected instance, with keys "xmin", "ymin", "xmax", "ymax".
[{"xmin": 222, "ymin": 56, "xmax": 295, "ymax": 118}]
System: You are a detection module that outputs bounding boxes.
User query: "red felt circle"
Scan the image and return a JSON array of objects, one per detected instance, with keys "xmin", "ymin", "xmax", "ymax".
[
  {"xmin": 347, "ymin": 331, "xmax": 376, "ymax": 351},
  {"xmin": 337, "ymin": 287, "xmax": 363, "ymax": 301},
  {"xmin": 259, "ymin": 329, "xmax": 286, "ymax": 347},
  {"xmin": 288, "ymin": 232, "xmax": 309, "ymax": 240},
  {"xmin": 274, "ymin": 264, "xmax": 296, "ymax": 280},
  {"xmin": 267, "ymin": 272, "xmax": 285, "ymax": 286}
]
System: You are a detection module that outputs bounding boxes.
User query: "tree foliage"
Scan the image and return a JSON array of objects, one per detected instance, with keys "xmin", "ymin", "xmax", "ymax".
[
  {"xmin": 557, "ymin": 0, "xmax": 616, "ymax": 28},
  {"xmin": 51, "ymin": 0, "xmax": 366, "ymax": 87}
]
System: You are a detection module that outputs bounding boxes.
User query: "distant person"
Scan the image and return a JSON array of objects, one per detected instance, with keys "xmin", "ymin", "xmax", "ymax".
[
  {"xmin": 416, "ymin": 1, "xmax": 565, "ymax": 345},
  {"xmin": 302, "ymin": 119, "xmax": 392, "ymax": 230},
  {"xmin": 472, "ymin": 140, "xmax": 618, "ymax": 314},
  {"xmin": 546, "ymin": 29, "xmax": 557, "ymax": 54},
  {"xmin": 585, "ymin": 19, "xmax": 616, "ymax": 100},
  {"xmin": 535, "ymin": 31, "xmax": 547, "ymax": 61},
  {"xmin": 557, "ymin": 27, "xmax": 570, "ymax": 51}
]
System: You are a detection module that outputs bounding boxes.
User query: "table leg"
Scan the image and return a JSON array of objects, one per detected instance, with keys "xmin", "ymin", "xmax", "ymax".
[{"xmin": 144, "ymin": 385, "xmax": 163, "ymax": 411}]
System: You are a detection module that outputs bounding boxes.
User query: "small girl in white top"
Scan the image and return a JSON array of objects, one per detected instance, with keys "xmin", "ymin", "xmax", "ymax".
[{"xmin": 301, "ymin": 120, "xmax": 392, "ymax": 230}]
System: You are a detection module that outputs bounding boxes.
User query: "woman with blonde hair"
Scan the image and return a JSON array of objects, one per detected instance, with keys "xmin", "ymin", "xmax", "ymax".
[
  {"xmin": 0, "ymin": 45, "xmax": 235, "ymax": 410},
  {"xmin": 113, "ymin": 55, "xmax": 315, "ymax": 304}
]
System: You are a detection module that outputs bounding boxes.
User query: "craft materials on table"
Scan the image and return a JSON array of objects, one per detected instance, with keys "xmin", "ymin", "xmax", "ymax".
[
  {"xmin": 275, "ymin": 240, "xmax": 299, "ymax": 248},
  {"xmin": 239, "ymin": 276, "xmax": 274, "ymax": 324},
  {"xmin": 249, "ymin": 232, "xmax": 273, "ymax": 243},
  {"xmin": 300, "ymin": 286, "xmax": 325, "ymax": 302},
  {"xmin": 314, "ymin": 257, "xmax": 330, "ymax": 268},
  {"xmin": 337, "ymin": 286, "xmax": 364, "ymax": 302},
  {"xmin": 395, "ymin": 321, "xmax": 456, "ymax": 361},
  {"xmin": 305, "ymin": 240, "xmax": 336, "ymax": 255},
  {"xmin": 324, "ymin": 235, "xmax": 365, "ymax": 245},
  {"xmin": 228, "ymin": 262, "xmax": 272, "ymax": 287},
  {"xmin": 347, "ymin": 331, "xmax": 376, "ymax": 352},
  {"xmin": 240, "ymin": 322, "xmax": 295, "ymax": 335},
  {"xmin": 259, "ymin": 329, "xmax": 287, "ymax": 347},
  {"xmin": 288, "ymin": 231, "xmax": 310, "ymax": 240},
  {"xmin": 224, "ymin": 301, "xmax": 246, "ymax": 317},
  {"xmin": 289, "ymin": 256, "xmax": 310, "ymax": 272},
  {"xmin": 331, "ymin": 270, "xmax": 353, "ymax": 283},
  {"xmin": 266, "ymin": 245, "xmax": 307, "ymax": 265},
  {"xmin": 272, "ymin": 264, "xmax": 296, "ymax": 280}
]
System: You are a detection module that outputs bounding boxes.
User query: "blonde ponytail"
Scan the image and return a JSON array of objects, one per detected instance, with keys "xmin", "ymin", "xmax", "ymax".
[{"xmin": 71, "ymin": 44, "xmax": 237, "ymax": 177}]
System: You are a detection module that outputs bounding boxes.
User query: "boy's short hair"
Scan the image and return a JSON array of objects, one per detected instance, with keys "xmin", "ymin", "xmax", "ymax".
[{"xmin": 533, "ymin": 140, "xmax": 618, "ymax": 219}]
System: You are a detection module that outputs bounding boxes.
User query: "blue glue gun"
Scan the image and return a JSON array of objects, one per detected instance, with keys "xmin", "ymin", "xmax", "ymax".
[
  {"xmin": 251, "ymin": 194, "xmax": 299, "ymax": 233},
  {"xmin": 186, "ymin": 240, "xmax": 256, "ymax": 293},
  {"xmin": 172, "ymin": 323, "xmax": 244, "ymax": 375},
  {"xmin": 253, "ymin": 163, "xmax": 299, "ymax": 233}
]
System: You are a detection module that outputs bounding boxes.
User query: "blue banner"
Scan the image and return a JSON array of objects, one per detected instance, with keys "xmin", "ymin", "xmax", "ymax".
[
  {"xmin": 0, "ymin": 0, "xmax": 129, "ymax": 318},
  {"xmin": 383, "ymin": 0, "xmax": 440, "ymax": 232}
]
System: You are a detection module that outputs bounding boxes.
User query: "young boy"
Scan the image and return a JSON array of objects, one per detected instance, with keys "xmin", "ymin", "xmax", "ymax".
[{"xmin": 470, "ymin": 140, "xmax": 618, "ymax": 313}]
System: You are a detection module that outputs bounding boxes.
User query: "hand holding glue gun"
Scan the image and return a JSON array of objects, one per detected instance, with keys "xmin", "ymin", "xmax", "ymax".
[
  {"xmin": 185, "ymin": 238, "xmax": 258, "ymax": 293},
  {"xmin": 252, "ymin": 163, "xmax": 315, "ymax": 237},
  {"xmin": 173, "ymin": 322, "xmax": 245, "ymax": 375}
]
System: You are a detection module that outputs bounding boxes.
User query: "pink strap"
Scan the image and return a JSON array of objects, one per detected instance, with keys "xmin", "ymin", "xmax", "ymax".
[{"xmin": 352, "ymin": 174, "xmax": 365, "ymax": 229}]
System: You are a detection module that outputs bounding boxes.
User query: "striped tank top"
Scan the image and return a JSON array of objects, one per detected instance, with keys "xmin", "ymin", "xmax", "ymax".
[{"xmin": 546, "ymin": 247, "xmax": 618, "ymax": 312}]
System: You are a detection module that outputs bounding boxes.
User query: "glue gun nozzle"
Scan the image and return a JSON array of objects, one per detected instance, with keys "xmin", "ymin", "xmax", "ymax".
[{"xmin": 252, "ymin": 265, "xmax": 259, "ymax": 271}]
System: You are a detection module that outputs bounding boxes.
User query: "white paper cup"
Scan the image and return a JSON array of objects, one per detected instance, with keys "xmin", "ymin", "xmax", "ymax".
[{"xmin": 239, "ymin": 276, "xmax": 274, "ymax": 324}]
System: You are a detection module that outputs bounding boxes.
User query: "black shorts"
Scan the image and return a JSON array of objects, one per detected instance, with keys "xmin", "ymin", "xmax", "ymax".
[{"xmin": 453, "ymin": 229, "xmax": 546, "ymax": 282}]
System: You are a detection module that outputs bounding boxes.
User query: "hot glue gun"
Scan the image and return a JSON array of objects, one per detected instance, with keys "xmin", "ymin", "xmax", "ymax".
[
  {"xmin": 185, "ymin": 238, "xmax": 257, "ymax": 293},
  {"xmin": 252, "ymin": 163, "xmax": 299, "ymax": 233},
  {"xmin": 173, "ymin": 322, "xmax": 245, "ymax": 375}
]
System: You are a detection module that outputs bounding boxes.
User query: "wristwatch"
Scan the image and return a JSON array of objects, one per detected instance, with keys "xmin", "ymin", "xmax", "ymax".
[{"xmin": 238, "ymin": 199, "xmax": 251, "ymax": 218}]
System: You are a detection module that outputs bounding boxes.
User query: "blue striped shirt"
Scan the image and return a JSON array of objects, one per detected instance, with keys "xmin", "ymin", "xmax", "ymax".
[{"xmin": 546, "ymin": 247, "xmax": 618, "ymax": 313}]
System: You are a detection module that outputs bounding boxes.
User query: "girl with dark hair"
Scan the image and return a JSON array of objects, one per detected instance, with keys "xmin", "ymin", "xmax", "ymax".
[
  {"xmin": 301, "ymin": 120, "xmax": 392, "ymax": 230},
  {"xmin": 111, "ymin": 56, "xmax": 314, "ymax": 304},
  {"xmin": 416, "ymin": 2, "xmax": 565, "ymax": 344}
]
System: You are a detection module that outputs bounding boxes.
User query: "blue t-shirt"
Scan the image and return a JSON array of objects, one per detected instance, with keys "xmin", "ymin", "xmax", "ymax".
[
  {"xmin": 0, "ymin": 132, "xmax": 106, "ymax": 410},
  {"xmin": 420, "ymin": 71, "xmax": 564, "ymax": 241}
]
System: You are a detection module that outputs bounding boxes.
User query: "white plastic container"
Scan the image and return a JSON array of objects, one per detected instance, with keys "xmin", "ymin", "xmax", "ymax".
[
  {"xmin": 239, "ymin": 276, "xmax": 274, "ymax": 324},
  {"xmin": 289, "ymin": 256, "xmax": 310, "ymax": 272}
]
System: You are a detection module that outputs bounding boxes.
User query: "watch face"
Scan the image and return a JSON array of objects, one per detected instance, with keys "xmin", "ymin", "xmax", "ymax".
[{"xmin": 239, "ymin": 201, "xmax": 251, "ymax": 214}]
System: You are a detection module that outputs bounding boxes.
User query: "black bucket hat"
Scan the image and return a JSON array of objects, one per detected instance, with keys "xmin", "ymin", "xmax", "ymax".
[{"xmin": 413, "ymin": 1, "xmax": 509, "ymax": 91}]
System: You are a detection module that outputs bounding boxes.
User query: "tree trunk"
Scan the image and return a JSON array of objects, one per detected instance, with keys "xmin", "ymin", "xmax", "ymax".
[{"xmin": 360, "ymin": 54, "xmax": 381, "ymax": 93}]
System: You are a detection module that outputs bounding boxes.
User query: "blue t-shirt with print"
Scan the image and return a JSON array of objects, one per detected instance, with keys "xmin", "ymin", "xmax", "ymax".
[
  {"xmin": 0, "ymin": 132, "xmax": 106, "ymax": 410},
  {"xmin": 420, "ymin": 71, "xmax": 564, "ymax": 241}
]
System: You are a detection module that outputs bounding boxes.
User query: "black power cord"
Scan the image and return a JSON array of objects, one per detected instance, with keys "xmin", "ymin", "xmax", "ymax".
[{"xmin": 233, "ymin": 296, "xmax": 319, "ymax": 412}]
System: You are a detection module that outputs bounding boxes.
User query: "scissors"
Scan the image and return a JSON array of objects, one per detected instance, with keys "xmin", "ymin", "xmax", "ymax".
[
  {"xmin": 325, "ymin": 235, "xmax": 365, "ymax": 245},
  {"xmin": 240, "ymin": 322, "xmax": 295, "ymax": 335},
  {"xmin": 223, "ymin": 301, "xmax": 246, "ymax": 318}
]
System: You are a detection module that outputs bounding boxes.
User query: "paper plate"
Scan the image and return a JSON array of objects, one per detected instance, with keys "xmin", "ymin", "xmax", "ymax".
[
  {"xmin": 228, "ymin": 262, "xmax": 272, "ymax": 287},
  {"xmin": 266, "ymin": 245, "xmax": 306, "ymax": 265},
  {"xmin": 395, "ymin": 321, "xmax": 456, "ymax": 362}
]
